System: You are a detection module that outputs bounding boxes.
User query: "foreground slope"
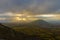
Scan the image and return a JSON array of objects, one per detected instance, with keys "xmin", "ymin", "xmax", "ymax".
[{"xmin": 0, "ymin": 23, "xmax": 17, "ymax": 40}]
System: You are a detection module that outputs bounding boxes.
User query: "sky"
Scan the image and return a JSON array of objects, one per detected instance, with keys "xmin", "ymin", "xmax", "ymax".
[{"xmin": 0, "ymin": 0, "xmax": 60, "ymax": 23}]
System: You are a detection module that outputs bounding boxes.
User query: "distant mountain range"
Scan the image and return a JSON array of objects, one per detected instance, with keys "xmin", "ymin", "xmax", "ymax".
[
  {"xmin": 6, "ymin": 20, "xmax": 54, "ymax": 28},
  {"xmin": 2, "ymin": 20, "xmax": 58, "ymax": 28},
  {"xmin": 26, "ymin": 20, "xmax": 53, "ymax": 28}
]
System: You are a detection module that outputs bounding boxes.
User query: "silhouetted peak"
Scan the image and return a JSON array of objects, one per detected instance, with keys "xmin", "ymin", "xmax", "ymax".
[
  {"xmin": 28, "ymin": 20, "xmax": 53, "ymax": 28},
  {"xmin": 33, "ymin": 20, "xmax": 47, "ymax": 23},
  {"xmin": 30, "ymin": 20, "xmax": 48, "ymax": 24}
]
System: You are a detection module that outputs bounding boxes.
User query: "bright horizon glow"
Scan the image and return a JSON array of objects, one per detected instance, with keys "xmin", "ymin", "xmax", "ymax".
[
  {"xmin": 15, "ymin": 14, "xmax": 23, "ymax": 16},
  {"xmin": 0, "ymin": 12, "xmax": 60, "ymax": 23},
  {"xmin": 36, "ymin": 14, "xmax": 56, "ymax": 18},
  {"xmin": 16, "ymin": 17, "xmax": 22, "ymax": 20},
  {"xmin": 16, "ymin": 17, "xmax": 27, "ymax": 21}
]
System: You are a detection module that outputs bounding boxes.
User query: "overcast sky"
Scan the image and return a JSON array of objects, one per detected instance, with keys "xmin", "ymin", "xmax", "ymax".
[
  {"xmin": 0, "ymin": 0, "xmax": 60, "ymax": 23},
  {"xmin": 0, "ymin": 0, "xmax": 60, "ymax": 14}
]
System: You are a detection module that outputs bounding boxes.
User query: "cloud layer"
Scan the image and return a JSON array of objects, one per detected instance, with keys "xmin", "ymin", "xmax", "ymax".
[
  {"xmin": 0, "ymin": 0, "xmax": 60, "ymax": 23},
  {"xmin": 0, "ymin": 0, "xmax": 60, "ymax": 14}
]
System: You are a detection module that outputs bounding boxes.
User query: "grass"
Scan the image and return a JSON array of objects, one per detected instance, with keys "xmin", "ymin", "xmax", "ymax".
[{"xmin": 12, "ymin": 27, "xmax": 60, "ymax": 40}]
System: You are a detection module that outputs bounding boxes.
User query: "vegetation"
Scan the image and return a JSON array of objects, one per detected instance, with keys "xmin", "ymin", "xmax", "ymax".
[
  {"xmin": 12, "ymin": 27, "xmax": 60, "ymax": 40},
  {"xmin": 1, "ymin": 22, "xmax": 60, "ymax": 40}
]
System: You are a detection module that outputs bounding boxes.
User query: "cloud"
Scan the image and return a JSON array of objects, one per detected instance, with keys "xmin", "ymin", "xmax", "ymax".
[
  {"xmin": 0, "ymin": 0, "xmax": 60, "ymax": 22},
  {"xmin": 0, "ymin": 0, "xmax": 60, "ymax": 14},
  {"xmin": 27, "ymin": 0, "xmax": 60, "ymax": 14}
]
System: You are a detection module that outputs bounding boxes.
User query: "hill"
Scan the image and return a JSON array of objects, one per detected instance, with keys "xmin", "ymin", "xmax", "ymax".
[{"xmin": 27, "ymin": 20, "xmax": 53, "ymax": 28}]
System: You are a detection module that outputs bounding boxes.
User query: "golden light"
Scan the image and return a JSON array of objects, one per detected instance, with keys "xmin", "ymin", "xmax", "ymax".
[
  {"xmin": 36, "ymin": 14, "xmax": 56, "ymax": 17},
  {"xmin": 15, "ymin": 17, "xmax": 27, "ymax": 21},
  {"xmin": 40, "ymin": 15, "xmax": 55, "ymax": 17},
  {"xmin": 16, "ymin": 17, "xmax": 22, "ymax": 21},
  {"xmin": 15, "ymin": 14, "xmax": 23, "ymax": 16},
  {"xmin": 27, "ymin": 16, "xmax": 31, "ymax": 17},
  {"xmin": 23, "ymin": 18, "xmax": 27, "ymax": 21}
]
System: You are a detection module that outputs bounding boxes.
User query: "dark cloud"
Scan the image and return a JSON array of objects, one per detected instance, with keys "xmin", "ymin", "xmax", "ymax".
[{"xmin": 0, "ymin": 0, "xmax": 60, "ymax": 14}]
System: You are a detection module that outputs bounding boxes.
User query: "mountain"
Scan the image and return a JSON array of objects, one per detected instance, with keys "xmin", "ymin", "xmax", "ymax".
[{"xmin": 27, "ymin": 20, "xmax": 53, "ymax": 28}]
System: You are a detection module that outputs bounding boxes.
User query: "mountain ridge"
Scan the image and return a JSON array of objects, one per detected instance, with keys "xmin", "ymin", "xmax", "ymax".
[{"xmin": 26, "ymin": 20, "xmax": 53, "ymax": 28}]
